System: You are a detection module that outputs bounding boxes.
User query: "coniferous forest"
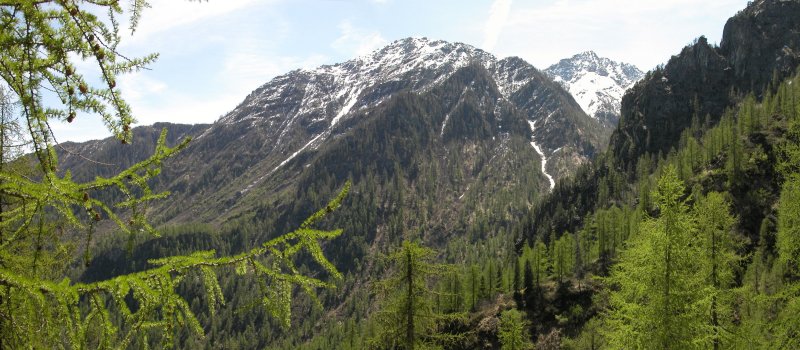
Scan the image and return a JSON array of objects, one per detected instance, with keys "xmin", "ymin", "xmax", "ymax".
[{"xmin": 1, "ymin": 0, "xmax": 800, "ymax": 349}]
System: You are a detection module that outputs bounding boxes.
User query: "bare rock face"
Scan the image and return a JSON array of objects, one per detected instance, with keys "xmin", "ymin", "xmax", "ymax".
[
  {"xmin": 611, "ymin": 37, "xmax": 731, "ymax": 166},
  {"xmin": 610, "ymin": 0, "xmax": 800, "ymax": 171},
  {"xmin": 720, "ymin": 0, "xmax": 800, "ymax": 93}
]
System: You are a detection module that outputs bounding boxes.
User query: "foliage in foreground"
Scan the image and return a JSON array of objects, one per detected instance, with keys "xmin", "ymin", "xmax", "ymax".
[
  {"xmin": 602, "ymin": 167, "xmax": 738, "ymax": 349},
  {"xmin": 0, "ymin": 1, "xmax": 348, "ymax": 348},
  {"xmin": 0, "ymin": 183, "xmax": 349, "ymax": 348}
]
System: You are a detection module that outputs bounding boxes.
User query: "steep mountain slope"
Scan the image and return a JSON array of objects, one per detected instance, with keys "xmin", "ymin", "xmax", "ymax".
[
  {"xmin": 610, "ymin": 0, "xmax": 800, "ymax": 172},
  {"xmin": 545, "ymin": 51, "xmax": 643, "ymax": 127},
  {"xmin": 58, "ymin": 123, "xmax": 210, "ymax": 181}
]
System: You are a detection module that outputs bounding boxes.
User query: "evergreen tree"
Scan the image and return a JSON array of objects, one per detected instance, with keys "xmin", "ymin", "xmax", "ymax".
[
  {"xmin": 370, "ymin": 240, "xmax": 460, "ymax": 349},
  {"xmin": 450, "ymin": 272, "xmax": 464, "ymax": 312},
  {"xmin": 532, "ymin": 239, "xmax": 548, "ymax": 286},
  {"xmin": 694, "ymin": 192, "xmax": 738, "ymax": 349},
  {"xmin": 603, "ymin": 167, "xmax": 704, "ymax": 349},
  {"xmin": 774, "ymin": 147, "xmax": 800, "ymax": 348},
  {"xmin": 777, "ymin": 121, "xmax": 800, "ymax": 273},
  {"xmin": 495, "ymin": 263, "xmax": 504, "ymax": 292},
  {"xmin": 553, "ymin": 232, "xmax": 574, "ymax": 284},
  {"xmin": 522, "ymin": 259, "xmax": 534, "ymax": 309},
  {"xmin": 470, "ymin": 264, "xmax": 479, "ymax": 310},
  {"xmin": 498, "ymin": 308, "xmax": 533, "ymax": 350},
  {"xmin": 573, "ymin": 227, "xmax": 585, "ymax": 285}
]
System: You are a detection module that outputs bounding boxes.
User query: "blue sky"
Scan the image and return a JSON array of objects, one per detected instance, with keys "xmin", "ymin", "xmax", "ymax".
[{"xmin": 52, "ymin": 0, "xmax": 749, "ymax": 142}]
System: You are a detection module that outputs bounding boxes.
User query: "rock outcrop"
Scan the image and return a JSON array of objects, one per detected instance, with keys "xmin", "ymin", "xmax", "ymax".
[{"xmin": 610, "ymin": 0, "xmax": 800, "ymax": 170}]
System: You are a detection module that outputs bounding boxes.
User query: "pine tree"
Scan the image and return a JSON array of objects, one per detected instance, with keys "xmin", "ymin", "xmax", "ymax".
[
  {"xmin": 603, "ymin": 167, "xmax": 704, "ymax": 349},
  {"xmin": 513, "ymin": 258, "xmax": 523, "ymax": 307},
  {"xmin": 488, "ymin": 261, "xmax": 496, "ymax": 295},
  {"xmin": 449, "ymin": 272, "xmax": 464, "ymax": 312},
  {"xmin": 370, "ymin": 240, "xmax": 460, "ymax": 349},
  {"xmin": 777, "ymin": 121, "xmax": 800, "ymax": 274},
  {"xmin": 471, "ymin": 264, "xmax": 479, "ymax": 310},
  {"xmin": 573, "ymin": 227, "xmax": 585, "ymax": 284},
  {"xmin": 694, "ymin": 192, "xmax": 738, "ymax": 349},
  {"xmin": 532, "ymin": 239, "xmax": 548, "ymax": 286},
  {"xmin": 495, "ymin": 263, "xmax": 504, "ymax": 293},
  {"xmin": 774, "ymin": 154, "xmax": 800, "ymax": 348},
  {"xmin": 553, "ymin": 232, "xmax": 574, "ymax": 284},
  {"xmin": 498, "ymin": 308, "xmax": 533, "ymax": 350}
]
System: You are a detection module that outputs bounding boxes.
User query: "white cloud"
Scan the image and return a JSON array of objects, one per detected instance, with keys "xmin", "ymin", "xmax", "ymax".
[
  {"xmin": 122, "ymin": 51, "xmax": 328, "ymax": 127},
  {"xmin": 118, "ymin": 72, "xmax": 167, "ymax": 102},
  {"xmin": 120, "ymin": 0, "xmax": 263, "ymax": 45},
  {"xmin": 482, "ymin": 0, "xmax": 513, "ymax": 52},
  {"xmin": 130, "ymin": 93, "xmax": 244, "ymax": 127},
  {"xmin": 221, "ymin": 50, "xmax": 329, "ymax": 94},
  {"xmin": 331, "ymin": 20, "xmax": 388, "ymax": 57}
]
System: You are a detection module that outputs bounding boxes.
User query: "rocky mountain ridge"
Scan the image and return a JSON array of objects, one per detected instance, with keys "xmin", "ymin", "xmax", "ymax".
[{"xmin": 610, "ymin": 0, "xmax": 800, "ymax": 169}]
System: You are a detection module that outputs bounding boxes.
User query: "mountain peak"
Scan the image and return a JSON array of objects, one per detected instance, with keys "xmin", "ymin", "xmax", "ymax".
[
  {"xmin": 294, "ymin": 37, "xmax": 491, "ymax": 86},
  {"xmin": 545, "ymin": 52, "xmax": 643, "ymax": 126},
  {"xmin": 551, "ymin": 51, "xmax": 640, "ymax": 85},
  {"xmin": 575, "ymin": 50, "xmax": 600, "ymax": 60},
  {"xmin": 385, "ymin": 36, "xmax": 448, "ymax": 50}
]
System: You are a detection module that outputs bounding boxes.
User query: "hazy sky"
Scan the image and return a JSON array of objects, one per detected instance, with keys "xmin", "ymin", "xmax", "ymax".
[{"xmin": 53, "ymin": 0, "xmax": 750, "ymax": 142}]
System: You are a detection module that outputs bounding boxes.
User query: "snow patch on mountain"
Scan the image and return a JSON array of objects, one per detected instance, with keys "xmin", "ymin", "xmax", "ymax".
[
  {"xmin": 545, "ymin": 51, "xmax": 643, "ymax": 125},
  {"xmin": 562, "ymin": 72, "xmax": 620, "ymax": 117},
  {"xmin": 272, "ymin": 133, "xmax": 324, "ymax": 175},
  {"xmin": 441, "ymin": 85, "xmax": 471, "ymax": 137},
  {"xmin": 528, "ymin": 120, "xmax": 555, "ymax": 191},
  {"xmin": 332, "ymin": 86, "xmax": 363, "ymax": 128}
]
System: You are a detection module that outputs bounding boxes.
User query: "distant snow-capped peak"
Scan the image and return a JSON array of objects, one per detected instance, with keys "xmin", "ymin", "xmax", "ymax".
[{"xmin": 545, "ymin": 51, "xmax": 643, "ymax": 126}]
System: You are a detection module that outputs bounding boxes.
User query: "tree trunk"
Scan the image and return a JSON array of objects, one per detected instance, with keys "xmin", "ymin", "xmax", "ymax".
[
  {"xmin": 406, "ymin": 249, "xmax": 414, "ymax": 350},
  {"xmin": 711, "ymin": 226, "xmax": 719, "ymax": 350}
]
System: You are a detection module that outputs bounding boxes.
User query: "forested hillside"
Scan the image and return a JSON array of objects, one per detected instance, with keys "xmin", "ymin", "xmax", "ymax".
[
  {"xmin": 513, "ymin": 0, "xmax": 800, "ymax": 347},
  {"xmin": 517, "ymin": 71, "xmax": 800, "ymax": 348},
  {"xmin": 288, "ymin": 67, "xmax": 800, "ymax": 349}
]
